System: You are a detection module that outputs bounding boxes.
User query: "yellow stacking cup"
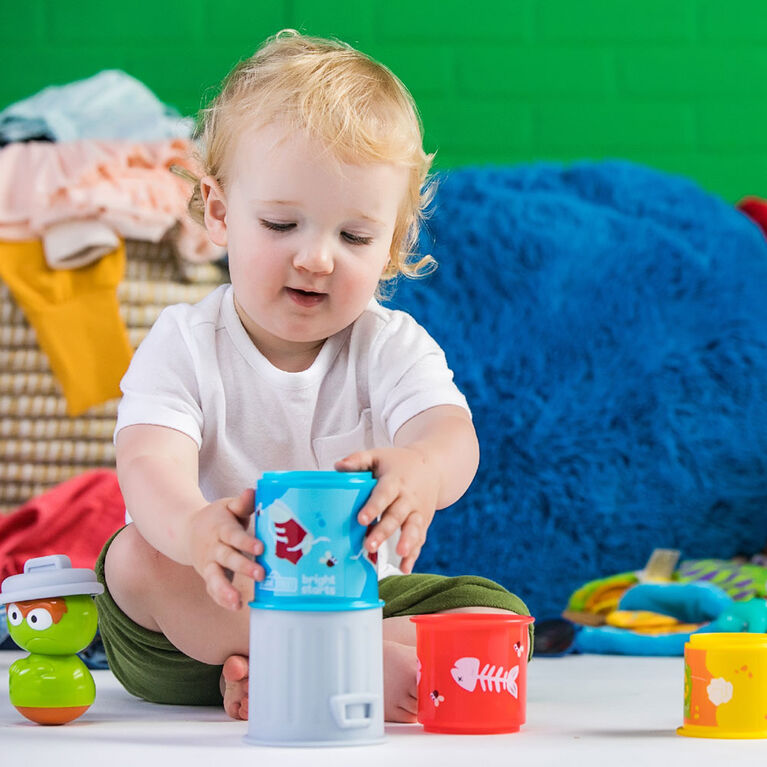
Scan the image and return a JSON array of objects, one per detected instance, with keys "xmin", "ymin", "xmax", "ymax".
[{"xmin": 678, "ymin": 633, "xmax": 767, "ymax": 739}]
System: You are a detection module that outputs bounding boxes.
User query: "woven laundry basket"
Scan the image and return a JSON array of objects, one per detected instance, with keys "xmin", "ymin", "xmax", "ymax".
[{"xmin": 0, "ymin": 240, "xmax": 226, "ymax": 513}]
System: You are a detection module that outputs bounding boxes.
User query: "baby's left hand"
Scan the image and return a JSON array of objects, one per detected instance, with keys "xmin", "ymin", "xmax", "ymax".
[{"xmin": 335, "ymin": 447, "xmax": 440, "ymax": 573}]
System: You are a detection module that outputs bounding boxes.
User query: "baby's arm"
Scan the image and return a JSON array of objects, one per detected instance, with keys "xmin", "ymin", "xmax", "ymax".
[
  {"xmin": 115, "ymin": 424, "xmax": 263, "ymax": 610},
  {"xmin": 335, "ymin": 404, "xmax": 478, "ymax": 573}
]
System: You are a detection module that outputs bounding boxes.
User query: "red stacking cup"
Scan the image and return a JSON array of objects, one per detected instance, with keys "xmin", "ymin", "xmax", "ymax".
[{"xmin": 410, "ymin": 613, "xmax": 534, "ymax": 734}]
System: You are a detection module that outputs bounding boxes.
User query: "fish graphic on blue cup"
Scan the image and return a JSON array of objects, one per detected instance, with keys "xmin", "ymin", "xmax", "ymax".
[{"xmin": 252, "ymin": 471, "xmax": 382, "ymax": 611}]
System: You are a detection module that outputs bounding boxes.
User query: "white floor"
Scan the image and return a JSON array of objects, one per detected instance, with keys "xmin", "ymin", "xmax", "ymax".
[{"xmin": 2, "ymin": 651, "xmax": 765, "ymax": 766}]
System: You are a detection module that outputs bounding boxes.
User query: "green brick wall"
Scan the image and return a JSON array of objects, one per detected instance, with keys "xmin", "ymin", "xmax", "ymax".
[{"xmin": 2, "ymin": 0, "xmax": 766, "ymax": 201}]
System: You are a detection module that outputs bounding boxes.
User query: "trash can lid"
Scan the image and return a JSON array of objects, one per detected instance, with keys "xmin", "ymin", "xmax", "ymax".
[{"xmin": 0, "ymin": 555, "xmax": 104, "ymax": 604}]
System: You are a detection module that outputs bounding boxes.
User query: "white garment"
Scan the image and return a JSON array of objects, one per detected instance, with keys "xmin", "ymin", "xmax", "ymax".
[
  {"xmin": 42, "ymin": 219, "xmax": 120, "ymax": 269},
  {"xmin": 116, "ymin": 284, "xmax": 470, "ymax": 576},
  {"xmin": 0, "ymin": 69, "xmax": 194, "ymax": 143}
]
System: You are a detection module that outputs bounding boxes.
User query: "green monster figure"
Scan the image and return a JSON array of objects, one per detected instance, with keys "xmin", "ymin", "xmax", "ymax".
[{"xmin": 0, "ymin": 555, "xmax": 104, "ymax": 725}]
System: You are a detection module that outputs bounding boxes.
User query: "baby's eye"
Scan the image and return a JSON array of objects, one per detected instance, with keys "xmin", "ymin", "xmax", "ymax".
[
  {"xmin": 260, "ymin": 219, "xmax": 295, "ymax": 232},
  {"xmin": 26, "ymin": 607, "xmax": 53, "ymax": 631},
  {"xmin": 341, "ymin": 231, "xmax": 373, "ymax": 246}
]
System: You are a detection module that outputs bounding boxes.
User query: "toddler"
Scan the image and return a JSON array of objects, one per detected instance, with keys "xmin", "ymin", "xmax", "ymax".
[{"xmin": 95, "ymin": 30, "xmax": 530, "ymax": 722}]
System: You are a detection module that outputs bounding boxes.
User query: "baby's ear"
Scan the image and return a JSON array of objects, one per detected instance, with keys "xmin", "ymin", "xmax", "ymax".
[{"xmin": 200, "ymin": 176, "xmax": 228, "ymax": 246}]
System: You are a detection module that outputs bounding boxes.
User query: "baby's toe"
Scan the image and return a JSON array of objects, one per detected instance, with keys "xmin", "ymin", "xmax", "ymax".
[
  {"xmin": 222, "ymin": 654, "xmax": 249, "ymax": 682},
  {"xmin": 221, "ymin": 654, "xmax": 250, "ymax": 720},
  {"xmin": 223, "ymin": 681, "xmax": 249, "ymax": 720}
]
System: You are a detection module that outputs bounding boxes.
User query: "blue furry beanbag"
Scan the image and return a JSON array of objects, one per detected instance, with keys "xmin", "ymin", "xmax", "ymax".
[{"xmin": 385, "ymin": 161, "xmax": 767, "ymax": 619}]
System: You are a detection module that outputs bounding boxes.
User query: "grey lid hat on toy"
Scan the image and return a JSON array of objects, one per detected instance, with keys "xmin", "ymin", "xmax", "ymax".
[{"xmin": 0, "ymin": 555, "xmax": 104, "ymax": 605}]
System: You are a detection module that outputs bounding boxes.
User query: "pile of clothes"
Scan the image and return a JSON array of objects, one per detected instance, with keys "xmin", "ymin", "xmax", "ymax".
[{"xmin": 0, "ymin": 70, "xmax": 224, "ymax": 416}]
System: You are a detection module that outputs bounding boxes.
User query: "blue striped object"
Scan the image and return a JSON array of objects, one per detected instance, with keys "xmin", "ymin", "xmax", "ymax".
[{"xmin": 384, "ymin": 161, "xmax": 767, "ymax": 619}]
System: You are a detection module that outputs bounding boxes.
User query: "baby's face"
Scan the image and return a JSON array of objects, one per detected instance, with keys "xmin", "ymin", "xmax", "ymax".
[{"xmin": 205, "ymin": 122, "xmax": 408, "ymax": 367}]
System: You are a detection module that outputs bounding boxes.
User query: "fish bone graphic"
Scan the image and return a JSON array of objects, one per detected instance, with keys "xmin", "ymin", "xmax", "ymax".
[{"xmin": 450, "ymin": 657, "xmax": 520, "ymax": 698}]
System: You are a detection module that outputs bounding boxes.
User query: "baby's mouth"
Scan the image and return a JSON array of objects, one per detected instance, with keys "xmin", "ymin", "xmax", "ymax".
[{"xmin": 286, "ymin": 287, "xmax": 327, "ymax": 307}]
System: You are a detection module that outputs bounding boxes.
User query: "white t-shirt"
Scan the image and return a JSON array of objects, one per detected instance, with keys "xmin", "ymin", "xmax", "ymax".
[{"xmin": 115, "ymin": 284, "xmax": 470, "ymax": 576}]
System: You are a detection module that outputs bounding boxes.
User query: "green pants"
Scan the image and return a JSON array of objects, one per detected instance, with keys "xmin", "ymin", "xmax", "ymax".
[{"xmin": 94, "ymin": 531, "xmax": 532, "ymax": 706}]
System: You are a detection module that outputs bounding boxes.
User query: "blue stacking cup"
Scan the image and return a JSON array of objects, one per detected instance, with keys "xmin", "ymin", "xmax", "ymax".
[{"xmin": 251, "ymin": 471, "xmax": 381, "ymax": 611}]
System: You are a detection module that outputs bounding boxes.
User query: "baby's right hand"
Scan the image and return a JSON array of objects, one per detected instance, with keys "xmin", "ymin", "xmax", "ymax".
[{"xmin": 186, "ymin": 488, "xmax": 264, "ymax": 611}]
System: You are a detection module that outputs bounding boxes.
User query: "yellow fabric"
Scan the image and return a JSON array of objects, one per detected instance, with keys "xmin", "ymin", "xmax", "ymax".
[
  {"xmin": 0, "ymin": 239, "xmax": 133, "ymax": 416},
  {"xmin": 606, "ymin": 609, "xmax": 702, "ymax": 634},
  {"xmin": 584, "ymin": 582, "xmax": 633, "ymax": 614},
  {"xmin": 606, "ymin": 610, "xmax": 682, "ymax": 629}
]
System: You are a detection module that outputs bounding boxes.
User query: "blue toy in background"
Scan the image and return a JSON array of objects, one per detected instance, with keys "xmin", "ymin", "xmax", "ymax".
[
  {"xmin": 0, "ymin": 606, "xmax": 8, "ymax": 648},
  {"xmin": 574, "ymin": 582, "xmax": 767, "ymax": 656}
]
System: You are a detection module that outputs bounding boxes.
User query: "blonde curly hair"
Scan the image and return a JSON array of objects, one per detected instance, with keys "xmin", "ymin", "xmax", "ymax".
[{"xmin": 184, "ymin": 30, "xmax": 436, "ymax": 292}]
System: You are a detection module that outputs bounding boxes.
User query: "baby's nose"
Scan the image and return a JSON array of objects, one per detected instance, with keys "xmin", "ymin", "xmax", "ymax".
[{"xmin": 293, "ymin": 242, "xmax": 334, "ymax": 274}]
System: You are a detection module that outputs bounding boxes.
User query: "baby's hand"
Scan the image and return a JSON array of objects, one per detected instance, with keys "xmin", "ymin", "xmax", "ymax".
[
  {"xmin": 335, "ymin": 447, "xmax": 440, "ymax": 573},
  {"xmin": 186, "ymin": 488, "xmax": 264, "ymax": 611}
]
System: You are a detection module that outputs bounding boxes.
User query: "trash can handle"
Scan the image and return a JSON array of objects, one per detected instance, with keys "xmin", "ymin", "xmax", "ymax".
[{"xmin": 329, "ymin": 693, "xmax": 380, "ymax": 729}]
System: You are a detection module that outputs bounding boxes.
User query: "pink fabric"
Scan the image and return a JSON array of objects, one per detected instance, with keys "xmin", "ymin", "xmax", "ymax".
[{"xmin": 0, "ymin": 139, "xmax": 223, "ymax": 263}]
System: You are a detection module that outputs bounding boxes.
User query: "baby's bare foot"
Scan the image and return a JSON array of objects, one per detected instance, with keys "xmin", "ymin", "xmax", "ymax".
[
  {"xmin": 222, "ymin": 645, "xmax": 417, "ymax": 723},
  {"xmin": 220, "ymin": 654, "xmax": 249, "ymax": 720}
]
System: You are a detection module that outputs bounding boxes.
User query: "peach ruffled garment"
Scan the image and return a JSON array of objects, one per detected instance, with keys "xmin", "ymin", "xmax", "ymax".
[{"xmin": 0, "ymin": 139, "xmax": 222, "ymax": 264}]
